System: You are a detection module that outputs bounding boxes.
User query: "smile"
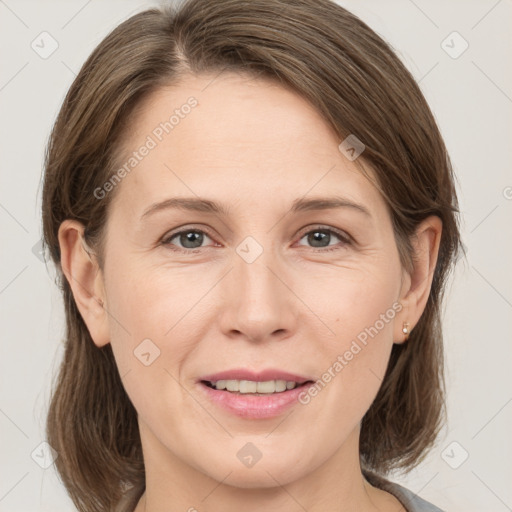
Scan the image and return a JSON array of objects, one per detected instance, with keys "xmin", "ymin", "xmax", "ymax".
[{"xmin": 198, "ymin": 371, "xmax": 315, "ymax": 419}]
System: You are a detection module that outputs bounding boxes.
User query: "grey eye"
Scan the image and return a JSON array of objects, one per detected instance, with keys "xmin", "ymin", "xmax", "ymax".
[
  {"xmin": 298, "ymin": 228, "xmax": 348, "ymax": 249},
  {"xmin": 164, "ymin": 230, "xmax": 212, "ymax": 250}
]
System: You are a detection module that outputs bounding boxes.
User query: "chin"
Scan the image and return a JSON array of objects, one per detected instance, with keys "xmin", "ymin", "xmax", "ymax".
[
  {"xmin": 195, "ymin": 448, "xmax": 312, "ymax": 489},
  {"xmin": 212, "ymin": 465, "xmax": 304, "ymax": 489}
]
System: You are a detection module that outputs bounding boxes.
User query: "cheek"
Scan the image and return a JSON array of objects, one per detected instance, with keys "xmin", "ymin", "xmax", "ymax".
[
  {"xmin": 302, "ymin": 256, "xmax": 401, "ymax": 348},
  {"xmin": 298, "ymin": 261, "xmax": 401, "ymax": 422},
  {"xmin": 102, "ymin": 257, "xmax": 215, "ymax": 409},
  {"xmin": 105, "ymin": 255, "xmax": 206, "ymax": 345}
]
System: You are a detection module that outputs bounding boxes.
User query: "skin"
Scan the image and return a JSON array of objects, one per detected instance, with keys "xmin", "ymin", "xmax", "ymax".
[{"xmin": 59, "ymin": 73, "xmax": 442, "ymax": 512}]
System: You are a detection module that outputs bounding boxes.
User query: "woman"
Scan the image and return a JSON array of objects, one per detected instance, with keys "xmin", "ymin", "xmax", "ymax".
[{"xmin": 42, "ymin": 0, "xmax": 462, "ymax": 510}]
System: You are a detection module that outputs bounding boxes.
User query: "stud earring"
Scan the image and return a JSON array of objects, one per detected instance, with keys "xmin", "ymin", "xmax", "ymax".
[{"xmin": 402, "ymin": 322, "xmax": 410, "ymax": 341}]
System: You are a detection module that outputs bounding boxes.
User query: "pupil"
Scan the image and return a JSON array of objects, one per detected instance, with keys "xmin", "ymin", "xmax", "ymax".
[
  {"xmin": 308, "ymin": 231, "xmax": 329, "ymax": 247},
  {"xmin": 181, "ymin": 231, "xmax": 203, "ymax": 248}
]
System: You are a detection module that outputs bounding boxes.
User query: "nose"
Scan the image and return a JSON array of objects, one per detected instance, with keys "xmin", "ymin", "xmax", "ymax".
[{"xmin": 217, "ymin": 245, "xmax": 298, "ymax": 344}]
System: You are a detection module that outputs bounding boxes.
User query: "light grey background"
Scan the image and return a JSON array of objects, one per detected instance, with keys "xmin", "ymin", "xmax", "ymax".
[{"xmin": 1, "ymin": 0, "xmax": 511, "ymax": 510}]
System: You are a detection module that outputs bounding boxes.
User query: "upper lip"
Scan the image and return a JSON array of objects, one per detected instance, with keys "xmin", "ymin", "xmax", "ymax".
[{"xmin": 199, "ymin": 368, "xmax": 314, "ymax": 384}]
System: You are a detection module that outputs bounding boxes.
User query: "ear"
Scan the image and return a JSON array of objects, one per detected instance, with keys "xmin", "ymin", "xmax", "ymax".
[
  {"xmin": 58, "ymin": 220, "xmax": 110, "ymax": 347},
  {"xmin": 395, "ymin": 215, "xmax": 442, "ymax": 344}
]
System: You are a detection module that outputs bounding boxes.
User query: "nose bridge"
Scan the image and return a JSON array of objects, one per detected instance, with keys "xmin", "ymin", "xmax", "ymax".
[
  {"xmin": 236, "ymin": 249, "xmax": 278, "ymax": 303},
  {"xmin": 233, "ymin": 228, "xmax": 277, "ymax": 286},
  {"xmin": 220, "ymin": 236, "xmax": 296, "ymax": 341}
]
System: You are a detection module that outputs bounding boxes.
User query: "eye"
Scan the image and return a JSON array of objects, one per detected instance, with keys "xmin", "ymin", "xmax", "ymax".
[
  {"xmin": 161, "ymin": 225, "xmax": 352, "ymax": 254},
  {"xmin": 296, "ymin": 226, "xmax": 351, "ymax": 251},
  {"xmin": 161, "ymin": 228, "xmax": 216, "ymax": 252}
]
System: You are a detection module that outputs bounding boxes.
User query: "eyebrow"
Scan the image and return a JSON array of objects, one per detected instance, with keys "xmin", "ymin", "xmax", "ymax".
[
  {"xmin": 140, "ymin": 195, "xmax": 372, "ymax": 220},
  {"xmin": 291, "ymin": 196, "xmax": 371, "ymax": 217},
  {"xmin": 141, "ymin": 197, "xmax": 231, "ymax": 219}
]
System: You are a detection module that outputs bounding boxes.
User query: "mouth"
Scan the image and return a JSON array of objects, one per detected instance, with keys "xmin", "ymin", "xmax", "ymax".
[{"xmin": 197, "ymin": 370, "xmax": 316, "ymax": 419}]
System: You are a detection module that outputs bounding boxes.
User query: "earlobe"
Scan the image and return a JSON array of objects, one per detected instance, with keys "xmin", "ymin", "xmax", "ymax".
[
  {"xmin": 395, "ymin": 216, "xmax": 443, "ymax": 343},
  {"xmin": 394, "ymin": 298, "xmax": 411, "ymax": 345},
  {"xmin": 58, "ymin": 220, "xmax": 110, "ymax": 347}
]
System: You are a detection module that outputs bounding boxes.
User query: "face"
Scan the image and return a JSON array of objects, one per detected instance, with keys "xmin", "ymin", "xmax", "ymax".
[{"xmin": 93, "ymin": 73, "xmax": 409, "ymax": 487}]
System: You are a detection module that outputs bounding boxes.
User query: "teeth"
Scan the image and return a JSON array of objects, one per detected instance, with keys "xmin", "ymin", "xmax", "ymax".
[
  {"xmin": 225, "ymin": 380, "xmax": 239, "ymax": 392},
  {"xmin": 210, "ymin": 379, "xmax": 299, "ymax": 394},
  {"xmin": 257, "ymin": 380, "xmax": 275, "ymax": 393},
  {"xmin": 239, "ymin": 380, "xmax": 257, "ymax": 393}
]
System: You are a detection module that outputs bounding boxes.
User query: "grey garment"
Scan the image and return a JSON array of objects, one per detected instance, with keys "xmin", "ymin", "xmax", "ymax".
[
  {"xmin": 364, "ymin": 471, "xmax": 445, "ymax": 512},
  {"xmin": 384, "ymin": 480, "xmax": 445, "ymax": 512}
]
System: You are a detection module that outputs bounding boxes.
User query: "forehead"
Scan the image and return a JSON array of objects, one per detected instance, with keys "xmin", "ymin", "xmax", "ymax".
[
  {"xmin": 109, "ymin": 72, "xmax": 384, "ymax": 220},
  {"xmin": 124, "ymin": 72, "xmax": 339, "ymax": 155}
]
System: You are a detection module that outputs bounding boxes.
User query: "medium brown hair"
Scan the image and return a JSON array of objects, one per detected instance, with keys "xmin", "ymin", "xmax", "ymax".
[{"xmin": 42, "ymin": 0, "xmax": 463, "ymax": 510}]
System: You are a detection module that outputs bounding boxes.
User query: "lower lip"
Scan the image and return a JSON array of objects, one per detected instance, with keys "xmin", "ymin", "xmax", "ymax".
[{"xmin": 198, "ymin": 381, "xmax": 314, "ymax": 419}]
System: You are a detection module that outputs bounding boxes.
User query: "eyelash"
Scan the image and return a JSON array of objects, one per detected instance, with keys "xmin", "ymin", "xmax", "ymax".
[{"xmin": 161, "ymin": 225, "xmax": 353, "ymax": 254}]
